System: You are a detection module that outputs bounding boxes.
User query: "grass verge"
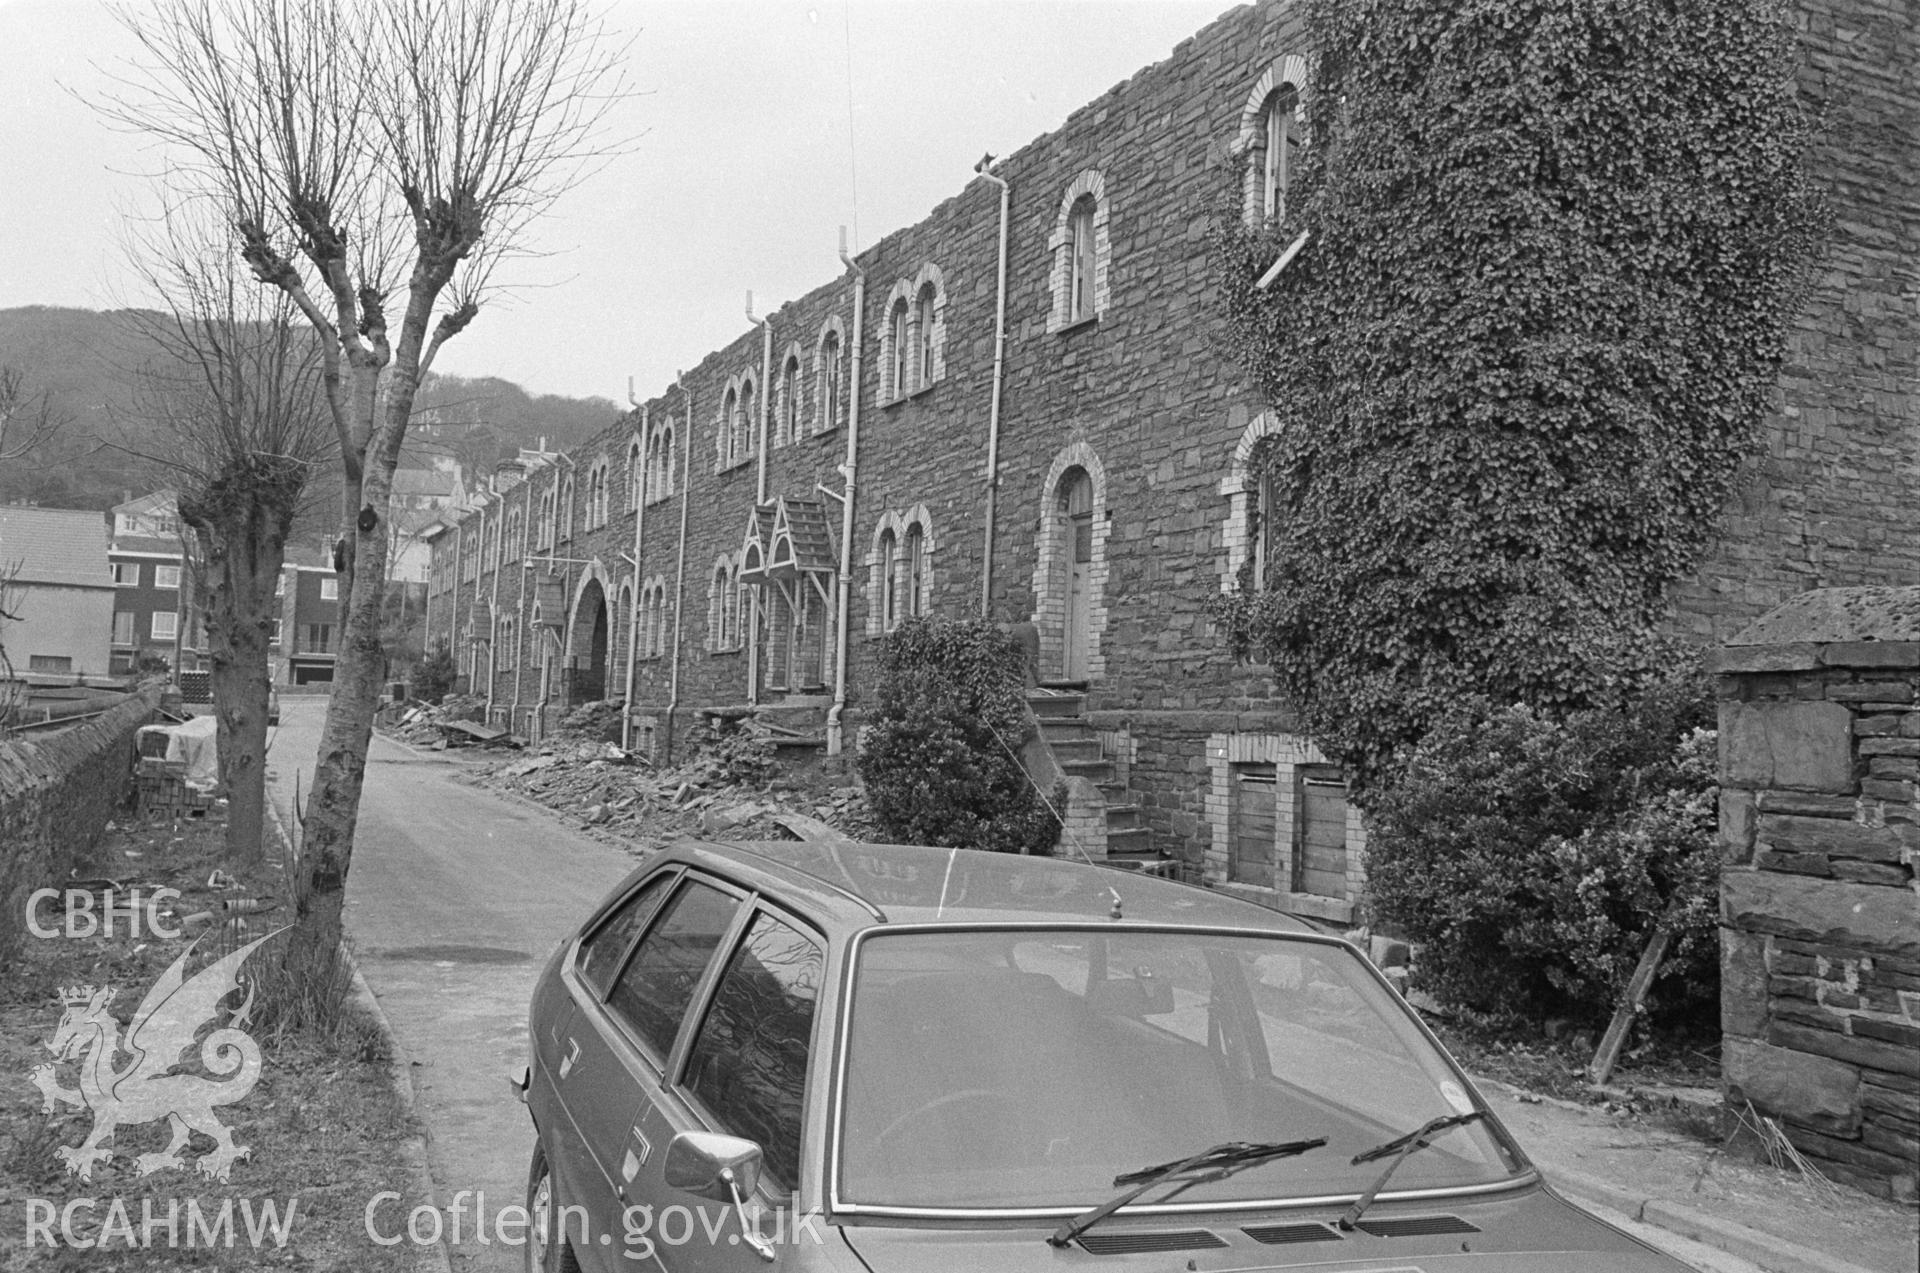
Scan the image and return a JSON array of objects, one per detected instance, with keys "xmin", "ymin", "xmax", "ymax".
[{"xmin": 0, "ymin": 810, "xmax": 438, "ymax": 1270}]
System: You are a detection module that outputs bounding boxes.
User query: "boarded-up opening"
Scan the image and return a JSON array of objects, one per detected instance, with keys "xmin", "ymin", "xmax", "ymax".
[
  {"xmin": 1293, "ymin": 765, "xmax": 1348, "ymax": 898},
  {"xmin": 1230, "ymin": 763, "xmax": 1277, "ymax": 889}
]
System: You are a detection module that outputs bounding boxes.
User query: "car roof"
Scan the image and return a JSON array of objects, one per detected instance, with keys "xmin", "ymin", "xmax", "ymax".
[{"xmin": 653, "ymin": 839, "xmax": 1323, "ymax": 937}]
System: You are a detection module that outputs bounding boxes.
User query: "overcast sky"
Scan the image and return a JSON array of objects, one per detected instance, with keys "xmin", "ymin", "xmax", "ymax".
[{"xmin": 0, "ymin": 0, "xmax": 1237, "ymax": 404}]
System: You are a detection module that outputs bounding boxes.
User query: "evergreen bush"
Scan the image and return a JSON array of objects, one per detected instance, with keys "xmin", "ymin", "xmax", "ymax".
[
  {"xmin": 1364, "ymin": 675, "xmax": 1718, "ymax": 1026},
  {"xmin": 857, "ymin": 617, "xmax": 1058, "ymax": 855}
]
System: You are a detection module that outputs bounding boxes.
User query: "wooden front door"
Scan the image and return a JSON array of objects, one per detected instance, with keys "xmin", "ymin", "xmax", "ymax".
[{"xmin": 1061, "ymin": 468, "xmax": 1093, "ymax": 681}]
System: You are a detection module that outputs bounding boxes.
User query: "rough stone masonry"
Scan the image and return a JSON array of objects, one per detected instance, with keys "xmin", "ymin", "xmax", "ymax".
[{"xmin": 1715, "ymin": 586, "xmax": 1920, "ymax": 1203}]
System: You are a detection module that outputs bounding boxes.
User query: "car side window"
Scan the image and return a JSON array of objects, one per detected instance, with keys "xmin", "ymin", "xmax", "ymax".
[
  {"xmin": 607, "ymin": 881, "xmax": 740, "ymax": 1061},
  {"xmin": 681, "ymin": 911, "xmax": 824, "ymax": 1193},
  {"xmin": 576, "ymin": 872, "xmax": 675, "ymax": 997}
]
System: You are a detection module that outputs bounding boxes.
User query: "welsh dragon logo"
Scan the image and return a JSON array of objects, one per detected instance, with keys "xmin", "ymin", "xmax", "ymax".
[{"xmin": 29, "ymin": 930, "xmax": 282, "ymax": 1183}]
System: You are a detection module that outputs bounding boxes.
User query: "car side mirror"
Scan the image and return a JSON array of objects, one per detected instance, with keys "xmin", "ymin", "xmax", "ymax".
[{"xmin": 663, "ymin": 1130, "xmax": 764, "ymax": 1202}]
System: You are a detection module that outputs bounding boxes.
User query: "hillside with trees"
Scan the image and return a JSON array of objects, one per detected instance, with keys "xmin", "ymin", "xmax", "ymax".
[{"xmin": 0, "ymin": 306, "xmax": 622, "ymax": 510}]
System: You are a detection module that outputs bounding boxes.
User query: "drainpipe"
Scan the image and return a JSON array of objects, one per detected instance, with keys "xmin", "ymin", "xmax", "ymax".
[
  {"xmin": 827, "ymin": 226, "xmax": 866, "ymax": 756},
  {"xmin": 621, "ymin": 385, "xmax": 648, "ymax": 750},
  {"xmin": 747, "ymin": 294, "xmax": 773, "ymax": 706},
  {"xmin": 665, "ymin": 373, "xmax": 693, "ymax": 763},
  {"xmin": 510, "ymin": 490, "xmax": 528, "ymax": 732},
  {"xmin": 975, "ymin": 156, "xmax": 1011, "ymax": 619},
  {"xmin": 484, "ymin": 494, "xmax": 501, "ymax": 720}
]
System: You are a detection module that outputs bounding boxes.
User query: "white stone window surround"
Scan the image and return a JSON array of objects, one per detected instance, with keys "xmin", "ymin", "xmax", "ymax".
[
  {"xmin": 865, "ymin": 505, "xmax": 937, "ymax": 635},
  {"xmin": 1027, "ymin": 440, "xmax": 1111, "ymax": 682},
  {"xmin": 645, "ymin": 417, "xmax": 676, "ymax": 504},
  {"xmin": 1204, "ymin": 730, "xmax": 1366, "ymax": 924},
  {"xmin": 775, "ymin": 342, "xmax": 806, "ymax": 448},
  {"xmin": 878, "ymin": 264, "xmax": 947, "ymax": 403},
  {"xmin": 639, "ymin": 572, "xmax": 670, "ymax": 659},
  {"xmin": 1219, "ymin": 409, "xmax": 1284, "ymax": 592},
  {"xmin": 626, "ymin": 435, "xmax": 643, "ymax": 511},
  {"xmin": 715, "ymin": 372, "xmax": 758, "ymax": 473},
  {"xmin": 705, "ymin": 553, "xmax": 741, "ymax": 654},
  {"xmin": 1236, "ymin": 54, "xmax": 1311, "ymax": 229},
  {"xmin": 1047, "ymin": 168, "xmax": 1112, "ymax": 333},
  {"xmin": 814, "ymin": 316, "xmax": 847, "ymax": 434}
]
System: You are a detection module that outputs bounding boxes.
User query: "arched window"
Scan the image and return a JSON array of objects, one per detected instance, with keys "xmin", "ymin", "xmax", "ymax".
[
  {"xmin": 778, "ymin": 352, "xmax": 801, "ymax": 447},
  {"xmin": 817, "ymin": 329, "xmax": 843, "ymax": 432},
  {"xmin": 903, "ymin": 523, "xmax": 925, "ymax": 619},
  {"xmin": 878, "ymin": 529, "xmax": 898, "ymax": 631},
  {"xmin": 627, "ymin": 438, "xmax": 643, "ymax": 510},
  {"xmin": 1068, "ymin": 197, "xmax": 1097, "ymax": 323},
  {"xmin": 1262, "ymin": 85, "xmax": 1299, "ymax": 221},
  {"xmin": 537, "ymin": 489, "xmax": 554, "ymax": 549},
  {"xmin": 503, "ymin": 507, "xmax": 523, "ymax": 564},
  {"xmin": 888, "ymin": 299, "xmax": 909, "ymax": 400},
  {"xmin": 739, "ymin": 377, "xmax": 757, "ymax": 460},
  {"xmin": 721, "ymin": 387, "xmax": 740, "ymax": 468},
  {"xmin": 730, "ymin": 562, "xmax": 747, "ymax": 651},
  {"xmin": 915, "ymin": 285, "xmax": 936, "ymax": 389},
  {"xmin": 708, "ymin": 560, "xmax": 731, "ymax": 651},
  {"xmin": 1049, "ymin": 171, "xmax": 1110, "ymax": 332},
  {"xmin": 557, "ymin": 475, "xmax": 574, "ymax": 542},
  {"xmin": 1238, "ymin": 56, "xmax": 1308, "ymax": 228},
  {"xmin": 1248, "ymin": 437, "xmax": 1280, "ymax": 589}
]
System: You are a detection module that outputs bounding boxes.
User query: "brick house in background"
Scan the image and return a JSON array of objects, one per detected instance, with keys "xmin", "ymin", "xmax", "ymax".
[
  {"xmin": 0, "ymin": 506, "xmax": 115, "ymax": 681},
  {"xmin": 273, "ymin": 559, "xmax": 344, "ymax": 687},
  {"xmin": 106, "ymin": 490, "xmax": 203, "ymax": 676},
  {"xmin": 427, "ymin": 0, "xmax": 1915, "ymax": 913}
]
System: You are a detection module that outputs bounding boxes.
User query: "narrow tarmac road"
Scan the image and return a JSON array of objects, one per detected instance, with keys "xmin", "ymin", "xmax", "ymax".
[{"xmin": 267, "ymin": 698, "xmax": 640, "ymax": 1271}]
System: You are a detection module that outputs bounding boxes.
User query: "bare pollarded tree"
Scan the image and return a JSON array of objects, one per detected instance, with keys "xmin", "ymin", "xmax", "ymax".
[
  {"xmin": 0, "ymin": 367, "xmax": 67, "ymax": 467},
  {"xmin": 118, "ymin": 211, "xmax": 335, "ymax": 871},
  {"xmin": 102, "ymin": 0, "xmax": 627, "ymax": 986}
]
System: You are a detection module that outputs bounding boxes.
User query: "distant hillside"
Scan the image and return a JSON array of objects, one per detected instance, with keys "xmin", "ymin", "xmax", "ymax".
[{"xmin": 0, "ymin": 306, "xmax": 623, "ymax": 510}]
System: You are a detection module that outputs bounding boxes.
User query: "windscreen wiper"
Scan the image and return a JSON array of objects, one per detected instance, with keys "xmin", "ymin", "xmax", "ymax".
[
  {"xmin": 1338, "ymin": 1110, "xmax": 1485, "ymax": 1230},
  {"xmin": 1048, "ymin": 1138, "xmax": 1327, "ymax": 1248}
]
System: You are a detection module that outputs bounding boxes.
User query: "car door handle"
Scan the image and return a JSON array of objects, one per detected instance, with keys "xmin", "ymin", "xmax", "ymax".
[{"xmin": 557, "ymin": 1037, "xmax": 580, "ymax": 1080}]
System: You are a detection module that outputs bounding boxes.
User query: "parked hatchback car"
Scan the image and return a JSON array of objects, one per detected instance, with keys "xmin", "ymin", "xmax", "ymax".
[{"xmin": 517, "ymin": 840, "xmax": 1692, "ymax": 1272}]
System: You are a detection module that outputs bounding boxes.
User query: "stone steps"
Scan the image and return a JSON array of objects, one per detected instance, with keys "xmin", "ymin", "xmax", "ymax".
[{"xmin": 1026, "ymin": 687, "xmax": 1165, "ymax": 868}]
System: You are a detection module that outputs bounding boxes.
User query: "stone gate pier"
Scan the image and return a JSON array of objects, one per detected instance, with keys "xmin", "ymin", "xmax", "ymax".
[{"xmin": 1714, "ymin": 586, "xmax": 1920, "ymax": 1203}]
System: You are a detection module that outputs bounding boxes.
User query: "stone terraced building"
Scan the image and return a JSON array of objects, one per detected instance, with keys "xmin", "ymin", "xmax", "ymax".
[{"xmin": 427, "ymin": 0, "xmax": 1917, "ymax": 918}]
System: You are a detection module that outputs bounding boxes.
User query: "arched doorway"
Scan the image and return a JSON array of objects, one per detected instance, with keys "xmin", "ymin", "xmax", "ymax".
[
  {"xmin": 1058, "ymin": 466, "xmax": 1094, "ymax": 681},
  {"xmin": 568, "ymin": 578, "xmax": 610, "ymax": 704}
]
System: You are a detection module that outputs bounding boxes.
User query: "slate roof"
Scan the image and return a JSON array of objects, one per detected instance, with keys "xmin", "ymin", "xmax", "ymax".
[
  {"xmin": 1728, "ymin": 586, "xmax": 1920, "ymax": 645},
  {"xmin": 0, "ymin": 507, "xmax": 113, "ymax": 589}
]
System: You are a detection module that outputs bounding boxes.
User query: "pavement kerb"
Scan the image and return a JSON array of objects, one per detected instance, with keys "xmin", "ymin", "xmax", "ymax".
[
  {"xmin": 1533, "ymin": 1145, "xmax": 1890, "ymax": 1273},
  {"xmin": 265, "ymin": 799, "xmax": 455, "ymax": 1273},
  {"xmin": 1637, "ymin": 1198, "xmax": 1893, "ymax": 1273}
]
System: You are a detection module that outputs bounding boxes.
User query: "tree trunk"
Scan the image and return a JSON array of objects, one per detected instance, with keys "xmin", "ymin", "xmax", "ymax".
[
  {"xmin": 294, "ymin": 457, "xmax": 391, "ymax": 960},
  {"xmin": 189, "ymin": 492, "xmax": 295, "ymax": 872}
]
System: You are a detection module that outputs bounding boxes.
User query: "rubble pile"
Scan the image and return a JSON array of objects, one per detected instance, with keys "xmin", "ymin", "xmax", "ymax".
[
  {"xmin": 387, "ymin": 694, "xmax": 496, "ymax": 748},
  {"xmin": 476, "ymin": 723, "xmax": 876, "ymax": 850}
]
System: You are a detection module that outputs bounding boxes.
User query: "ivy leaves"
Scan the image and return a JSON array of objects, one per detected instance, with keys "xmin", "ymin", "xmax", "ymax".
[{"xmin": 1214, "ymin": 0, "xmax": 1823, "ymax": 790}]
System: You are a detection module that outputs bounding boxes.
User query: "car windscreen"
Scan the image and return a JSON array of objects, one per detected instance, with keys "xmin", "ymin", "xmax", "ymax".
[{"xmin": 836, "ymin": 928, "xmax": 1522, "ymax": 1210}]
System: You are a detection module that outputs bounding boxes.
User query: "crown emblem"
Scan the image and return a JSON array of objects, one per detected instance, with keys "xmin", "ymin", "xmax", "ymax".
[{"xmin": 61, "ymin": 986, "xmax": 100, "ymax": 1006}]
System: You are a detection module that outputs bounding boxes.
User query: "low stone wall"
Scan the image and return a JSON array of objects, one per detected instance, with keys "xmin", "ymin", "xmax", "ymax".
[
  {"xmin": 0, "ymin": 686, "xmax": 162, "ymax": 962},
  {"xmin": 1714, "ymin": 586, "xmax": 1920, "ymax": 1203}
]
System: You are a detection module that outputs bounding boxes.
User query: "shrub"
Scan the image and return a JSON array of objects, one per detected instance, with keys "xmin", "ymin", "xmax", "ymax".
[
  {"xmin": 1364, "ymin": 678, "xmax": 1717, "ymax": 1027},
  {"xmin": 413, "ymin": 644, "xmax": 458, "ymax": 704},
  {"xmin": 857, "ymin": 617, "xmax": 1058, "ymax": 855}
]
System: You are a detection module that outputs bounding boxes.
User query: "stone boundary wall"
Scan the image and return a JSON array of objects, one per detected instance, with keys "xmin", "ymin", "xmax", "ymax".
[
  {"xmin": 0, "ymin": 686, "xmax": 162, "ymax": 961},
  {"xmin": 1714, "ymin": 587, "xmax": 1920, "ymax": 1203}
]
